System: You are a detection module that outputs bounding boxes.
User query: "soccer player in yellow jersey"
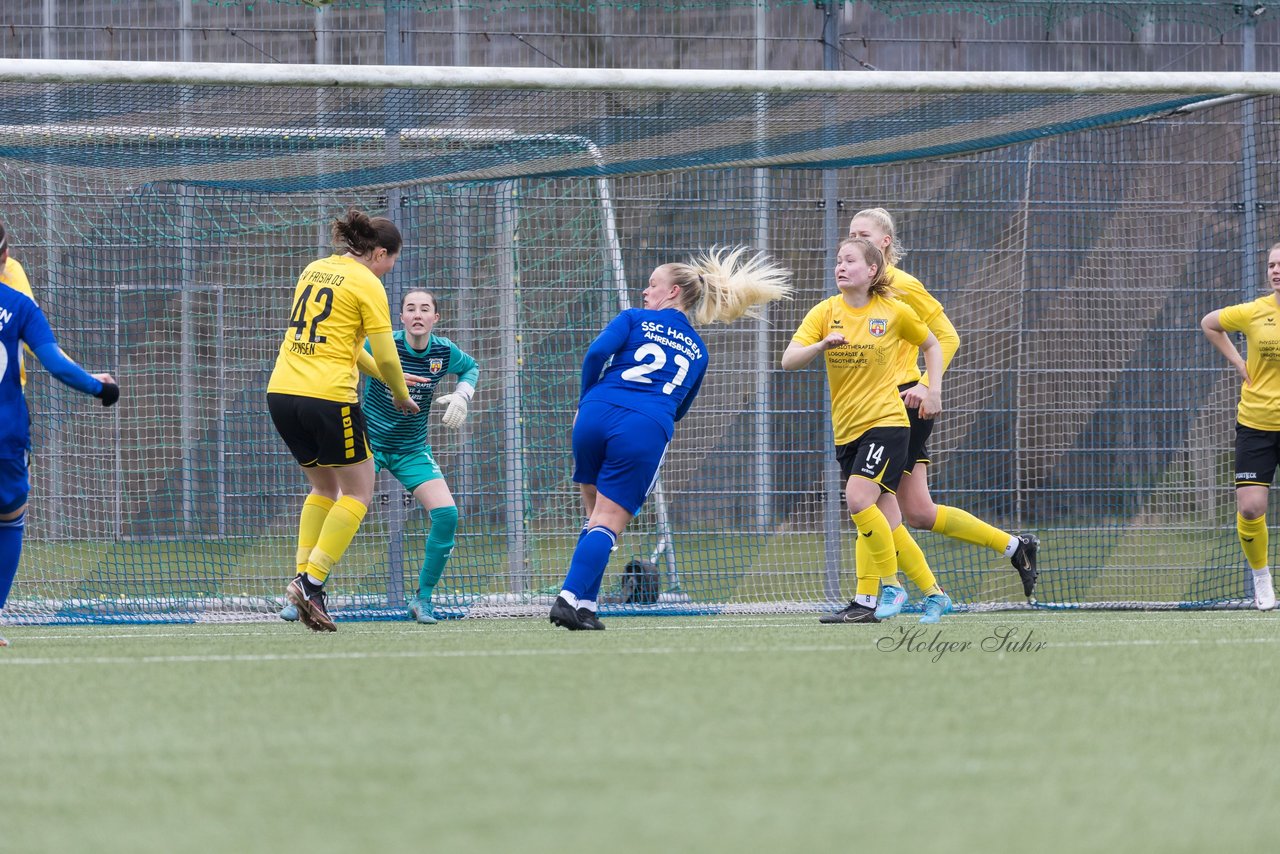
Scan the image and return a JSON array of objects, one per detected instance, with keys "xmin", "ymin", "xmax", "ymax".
[
  {"xmin": 1, "ymin": 221, "xmax": 37, "ymax": 387},
  {"xmin": 267, "ymin": 208, "xmax": 419, "ymax": 632},
  {"xmin": 783, "ymin": 237, "xmax": 948, "ymax": 624},
  {"xmin": 849, "ymin": 208, "xmax": 1040, "ymax": 614},
  {"xmin": 1199, "ymin": 241, "xmax": 1280, "ymax": 611}
]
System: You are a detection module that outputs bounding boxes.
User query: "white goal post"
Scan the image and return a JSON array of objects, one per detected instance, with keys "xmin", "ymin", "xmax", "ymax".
[{"xmin": 4, "ymin": 57, "xmax": 1280, "ymax": 94}]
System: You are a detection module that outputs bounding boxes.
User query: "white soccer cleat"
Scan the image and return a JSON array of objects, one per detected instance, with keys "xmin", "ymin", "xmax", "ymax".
[{"xmin": 1256, "ymin": 574, "xmax": 1276, "ymax": 612}]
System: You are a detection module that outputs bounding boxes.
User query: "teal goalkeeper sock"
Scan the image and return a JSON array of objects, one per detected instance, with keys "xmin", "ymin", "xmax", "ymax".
[{"xmin": 417, "ymin": 505, "xmax": 458, "ymax": 600}]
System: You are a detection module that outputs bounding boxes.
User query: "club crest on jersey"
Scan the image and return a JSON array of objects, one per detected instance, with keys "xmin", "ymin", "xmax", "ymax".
[
  {"xmin": 869, "ymin": 318, "xmax": 887, "ymax": 337},
  {"xmin": 429, "ymin": 359, "xmax": 444, "ymax": 373}
]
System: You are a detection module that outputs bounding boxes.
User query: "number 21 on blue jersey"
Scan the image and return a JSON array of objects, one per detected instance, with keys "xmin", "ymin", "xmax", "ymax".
[{"xmin": 620, "ymin": 342, "xmax": 690, "ymax": 395}]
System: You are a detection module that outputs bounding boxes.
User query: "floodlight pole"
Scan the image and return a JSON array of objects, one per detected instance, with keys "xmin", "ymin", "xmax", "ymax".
[
  {"xmin": 384, "ymin": 6, "xmax": 411, "ymax": 610},
  {"xmin": 1240, "ymin": 8, "xmax": 1262, "ymax": 602},
  {"xmin": 820, "ymin": 0, "xmax": 844, "ymax": 602},
  {"xmin": 753, "ymin": 5, "xmax": 774, "ymax": 533}
]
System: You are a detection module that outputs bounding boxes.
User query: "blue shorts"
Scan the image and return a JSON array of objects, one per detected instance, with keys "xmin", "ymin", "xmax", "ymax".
[
  {"xmin": 572, "ymin": 401, "xmax": 669, "ymax": 516},
  {"xmin": 0, "ymin": 452, "xmax": 30, "ymax": 514}
]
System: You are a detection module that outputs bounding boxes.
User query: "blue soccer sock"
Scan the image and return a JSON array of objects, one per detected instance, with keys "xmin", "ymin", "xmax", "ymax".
[
  {"xmin": 0, "ymin": 512, "xmax": 26, "ymax": 609},
  {"xmin": 576, "ymin": 521, "xmax": 606, "ymax": 607},
  {"xmin": 561, "ymin": 525, "xmax": 616, "ymax": 600}
]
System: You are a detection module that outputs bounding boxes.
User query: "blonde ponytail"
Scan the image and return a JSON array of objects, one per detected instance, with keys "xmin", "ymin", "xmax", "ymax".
[{"xmin": 666, "ymin": 246, "xmax": 792, "ymax": 326}]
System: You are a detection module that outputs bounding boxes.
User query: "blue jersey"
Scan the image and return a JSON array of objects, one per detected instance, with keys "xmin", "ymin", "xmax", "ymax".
[
  {"xmin": 0, "ymin": 284, "xmax": 57, "ymax": 459},
  {"xmin": 580, "ymin": 308, "xmax": 708, "ymax": 440}
]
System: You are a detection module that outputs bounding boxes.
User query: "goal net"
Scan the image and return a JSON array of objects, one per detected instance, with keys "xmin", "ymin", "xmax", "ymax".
[{"xmin": 0, "ymin": 60, "xmax": 1273, "ymax": 622}]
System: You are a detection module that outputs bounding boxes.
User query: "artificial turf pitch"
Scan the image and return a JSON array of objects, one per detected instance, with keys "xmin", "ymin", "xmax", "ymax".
[{"xmin": 2, "ymin": 611, "xmax": 1276, "ymax": 854}]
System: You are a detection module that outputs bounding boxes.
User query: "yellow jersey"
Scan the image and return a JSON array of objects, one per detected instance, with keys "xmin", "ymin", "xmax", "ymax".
[
  {"xmin": 885, "ymin": 264, "xmax": 958, "ymax": 387},
  {"xmin": 267, "ymin": 255, "xmax": 394, "ymax": 404},
  {"xmin": 1219, "ymin": 295, "xmax": 1280, "ymax": 431},
  {"xmin": 1, "ymin": 257, "xmax": 35, "ymax": 385},
  {"xmin": 792, "ymin": 293, "xmax": 930, "ymax": 445}
]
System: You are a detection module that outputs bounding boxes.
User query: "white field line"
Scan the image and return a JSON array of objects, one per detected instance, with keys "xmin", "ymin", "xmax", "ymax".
[
  {"xmin": 3, "ymin": 610, "xmax": 1270, "ymax": 643},
  {"xmin": 3, "ymin": 634, "xmax": 1280, "ymax": 667},
  {"xmin": 0, "ymin": 645, "xmax": 858, "ymax": 666}
]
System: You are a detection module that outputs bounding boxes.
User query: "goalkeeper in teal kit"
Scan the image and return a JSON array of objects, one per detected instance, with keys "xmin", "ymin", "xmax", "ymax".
[{"xmin": 282, "ymin": 289, "xmax": 478, "ymax": 624}]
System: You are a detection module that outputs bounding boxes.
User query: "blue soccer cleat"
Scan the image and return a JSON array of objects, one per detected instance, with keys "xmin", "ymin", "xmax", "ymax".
[
  {"xmin": 409, "ymin": 598, "xmax": 438, "ymax": 625},
  {"xmin": 875, "ymin": 585, "xmax": 908, "ymax": 619},
  {"xmin": 279, "ymin": 603, "xmax": 299, "ymax": 622},
  {"xmin": 919, "ymin": 591, "xmax": 953, "ymax": 624}
]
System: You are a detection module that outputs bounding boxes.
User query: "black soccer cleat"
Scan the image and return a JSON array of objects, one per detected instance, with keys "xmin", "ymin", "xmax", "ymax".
[
  {"xmin": 576, "ymin": 608, "xmax": 606, "ymax": 631},
  {"xmin": 819, "ymin": 600, "xmax": 880, "ymax": 624},
  {"xmin": 1011, "ymin": 533, "xmax": 1040, "ymax": 600},
  {"xmin": 549, "ymin": 596, "xmax": 589, "ymax": 630},
  {"xmin": 286, "ymin": 575, "xmax": 336, "ymax": 633}
]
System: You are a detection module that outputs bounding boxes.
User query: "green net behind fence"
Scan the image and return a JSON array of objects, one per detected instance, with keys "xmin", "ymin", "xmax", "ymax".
[{"xmin": 0, "ymin": 74, "xmax": 1274, "ymax": 622}]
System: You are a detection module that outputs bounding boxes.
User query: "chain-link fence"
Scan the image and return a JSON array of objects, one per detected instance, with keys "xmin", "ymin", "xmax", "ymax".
[{"xmin": 2, "ymin": 1, "xmax": 1278, "ymax": 72}]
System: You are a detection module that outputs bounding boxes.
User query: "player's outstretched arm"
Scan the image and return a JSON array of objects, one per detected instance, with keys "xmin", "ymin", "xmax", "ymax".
[
  {"xmin": 355, "ymin": 345, "xmax": 428, "ymax": 386},
  {"xmin": 367, "ymin": 330, "xmax": 418, "ymax": 414},
  {"xmin": 32, "ymin": 343, "xmax": 118, "ymax": 406},
  {"xmin": 919, "ymin": 311, "xmax": 959, "ymax": 388},
  {"xmin": 580, "ymin": 314, "xmax": 631, "ymax": 400},
  {"xmin": 781, "ymin": 335, "xmax": 844, "ymax": 370}
]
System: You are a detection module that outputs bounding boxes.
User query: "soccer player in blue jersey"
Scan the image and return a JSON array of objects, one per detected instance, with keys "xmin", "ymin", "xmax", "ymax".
[
  {"xmin": 550, "ymin": 247, "xmax": 792, "ymax": 630},
  {"xmin": 280, "ymin": 289, "xmax": 477, "ymax": 624},
  {"xmin": 0, "ymin": 240, "xmax": 119, "ymax": 647}
]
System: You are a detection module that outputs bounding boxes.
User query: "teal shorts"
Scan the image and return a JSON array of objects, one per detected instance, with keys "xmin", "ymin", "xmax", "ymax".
[{"xmin": 373, "ymin": 446, "xmax": 444, "ymax": 493}]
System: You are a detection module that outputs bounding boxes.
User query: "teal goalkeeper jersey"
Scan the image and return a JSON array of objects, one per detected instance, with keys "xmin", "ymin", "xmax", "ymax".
[{"xmin": 363, "ymin": 331, "xmax": 480, "ymax": 451}]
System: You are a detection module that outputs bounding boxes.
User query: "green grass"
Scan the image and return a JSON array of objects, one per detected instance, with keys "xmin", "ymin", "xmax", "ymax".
[{"xmin": 2, "ymin": 611, "xmax": 1278, "ymax": 853}]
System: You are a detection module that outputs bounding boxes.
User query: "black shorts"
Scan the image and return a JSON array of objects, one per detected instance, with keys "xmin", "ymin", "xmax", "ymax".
[
  {"xmin": 1235, "ymin": 423, "xmax": 1280, "ymax": 487},
  {"xmin": 836, "ymin": 425, "xmax": 911, "ymax": 494},
  {"xmin": 268, "ymin": 392, "xmax": 371, "ymax": 468},
  {"xmin": 899, "ymin": 381, "xmax": 935, "ymax": 472}
]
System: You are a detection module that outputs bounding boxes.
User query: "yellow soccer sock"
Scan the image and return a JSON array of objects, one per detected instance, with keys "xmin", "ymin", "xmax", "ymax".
[
  {"xmin": 852, "ymin": 505, "xmax": 894, "ymax": 599},
  {"xmin": 863, "ymin": 535, "xmax": 900, "ymax": 587},
  {"xmin": 892, "ymin": 524, "xmax": 941, "ymax": 596},
  {"xmin": 296, "ymin": 494, "xmax": 336, "ymax": 575},
  {"xmin": 1237, "ymin": 512, "xmax": 1269, "ymax": 571},
  {"xmin": 932, "ymin": 504, "xmax": 1012, "ymax": 554},
  {"xmin": 306, "ymin": 495, "xmax": 369, "ymax": 584}
]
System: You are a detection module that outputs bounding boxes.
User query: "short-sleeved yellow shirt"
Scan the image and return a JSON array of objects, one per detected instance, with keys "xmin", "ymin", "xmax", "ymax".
[
  {"xmin": 792, "ymin": 293, "xmax": 929, "ymax": 444},
  {"xmin": 267, "ymin": 255, "xmax": 394, "ymax": 403},
  {"xmin": 1219, "ymin": 295, "xmax": 1280, "ymax": 431},
  {"xmin": 885, "ymin": 265, "xmax": 951, "ymax": 385},
  {"xmin": 1, "ymin": 257, "xmax": 35, "ymax": 386}
]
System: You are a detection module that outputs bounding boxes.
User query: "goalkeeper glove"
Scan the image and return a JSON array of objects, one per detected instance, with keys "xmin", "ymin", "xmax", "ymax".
[
  {"xmin": 97, "ymin": 382, "xmax": 120, "ymax": 407},
  {"xmin": 434, "ymin": 382, "xmax": 474, "ymax": 429}
]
